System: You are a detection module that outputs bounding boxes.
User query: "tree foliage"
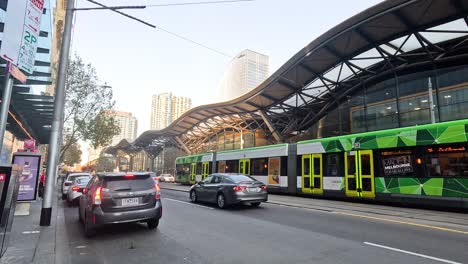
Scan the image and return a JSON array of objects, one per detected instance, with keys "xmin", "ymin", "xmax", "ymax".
[
  {"xmin": 60, "ymin": 54, "xmax": 120, "ymax": 161},
  {"xmin": 94, "ymin": 156, "xmax": 115, "ymax": 172},
  {"xmin": 62, "ymin": 137, "xmax": 82, "ymax": 166}
]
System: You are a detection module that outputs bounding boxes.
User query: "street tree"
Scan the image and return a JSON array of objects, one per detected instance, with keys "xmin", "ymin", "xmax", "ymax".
[
  {"xmin": 60, "ymin": 54, "xmax": 120, "ymax": 161},
  {"xmin": 62, "ymin": 137, "xmax": 82, "ymax": 166},
  {"xmin": 94, "ymin": 156, "xmax": 115, "ymax": 172}
]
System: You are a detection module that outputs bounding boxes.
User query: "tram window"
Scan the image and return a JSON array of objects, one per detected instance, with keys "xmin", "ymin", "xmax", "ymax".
[
  {"xmin": 313, "ymin": 158, "xmax": 321, "ymax": 175},
  {"xmin": 325, "ymin": 154, "xmax": 343, "ymax": 176},
  {"xmin": 225, "ymin": 160, "xmax": 237, "ymax": 173},
  {"xmin": 425, "ymin": 151, "xmax": 468, "ymax": 177},
  {"xmin": 361, "ymin": 155, "xmax": 371, "ymax": 175},
  {"xmin": 252, "ymin": 158, "xmax": 268, "ymax": 175},
  {"xmin": 303, "ymin": 157, "xmax": 310, "ymax": 175},
  {"xmin": 347, "ymin": 155, "xmax": 356, "ymax": 175}
]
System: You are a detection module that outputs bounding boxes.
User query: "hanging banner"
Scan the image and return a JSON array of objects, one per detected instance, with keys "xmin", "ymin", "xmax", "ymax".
[
  {"xmin": 12, "ymin": 153, "xmax": 42, "ymax": 201},
  {"xmin": 268, "ymin": 157, "xmax": 280, "ymax": 185}
]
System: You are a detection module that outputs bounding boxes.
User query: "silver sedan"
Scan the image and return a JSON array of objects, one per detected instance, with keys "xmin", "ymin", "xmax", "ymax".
[
  {"xmin": 189, "ymin": 173, "xmax": 268, "ymax": 208},
  {"xmin": 66, "ymin": 176, "xmax": 91, "ymax": 205}
]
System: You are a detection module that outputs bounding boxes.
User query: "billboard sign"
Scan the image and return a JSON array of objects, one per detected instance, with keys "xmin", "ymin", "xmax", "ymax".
[
  {"xmin": 12, "ymin": 153, "xmax": 41, "ymax": 201},
  {"xmin": 0, "ymin": 0, "xmax": 44, "ymax": 74}
]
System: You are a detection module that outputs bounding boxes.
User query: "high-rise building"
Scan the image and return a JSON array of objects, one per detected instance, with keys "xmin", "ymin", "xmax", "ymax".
[
  {"xmin": 219, "ymin": 49, "xmax": 269, "ymax": 101},
  {"xmin": 150, "ymin": 93, "xmax": 192, "ymax": 130},
  {"xmin": 109, "ymin": 111, "xmax": 138, "ymax": 145}
]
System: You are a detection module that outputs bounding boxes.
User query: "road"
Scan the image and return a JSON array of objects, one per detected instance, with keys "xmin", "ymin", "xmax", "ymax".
[{"xmin": 58, "ymin": 189, "xmax": 468, "ymax": 264}]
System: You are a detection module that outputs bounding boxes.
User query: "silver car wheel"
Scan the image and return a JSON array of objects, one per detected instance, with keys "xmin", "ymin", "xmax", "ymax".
[
  {"xmin": 217, "ymin": 194, "xmax": 225, "ymax": 208},
  {"xmin": 190, "ymin": 191, "xmax": 197, "ymax": 203}
]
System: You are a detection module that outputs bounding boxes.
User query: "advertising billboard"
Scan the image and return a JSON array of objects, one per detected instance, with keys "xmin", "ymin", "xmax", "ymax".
[{"xmin": 12, "ymin": 153, "xmax": 41, "ymax": 201}]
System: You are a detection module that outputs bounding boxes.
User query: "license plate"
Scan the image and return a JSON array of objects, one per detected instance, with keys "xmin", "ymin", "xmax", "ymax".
[
  {"xmin": 121, "ymin": 198, "xmax": 139, "ymax": 206},
  {"xmin": 249, "ymin": 187, "xmax": 258, "ymax": 192}
]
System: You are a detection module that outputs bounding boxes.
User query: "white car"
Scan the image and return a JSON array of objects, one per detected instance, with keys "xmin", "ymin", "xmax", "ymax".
[
  {"xmin": 160, "ymin": 174, "xmax": 175, "ymax": 182},
  {"xmin": 62, "ymin": 172, "xmax": 91, "ymax": 199},
  {"xmin": 66, "ymin": 176, "xmax": 91, "ymax": 205}
]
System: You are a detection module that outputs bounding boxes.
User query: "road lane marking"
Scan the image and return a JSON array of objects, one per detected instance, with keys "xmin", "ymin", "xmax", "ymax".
[
  {"xmin": 336, "ymin": 212, "xmax": 468, "ymax": 235},
  {"xmin": 364, "ymin": 242, "xmax": 462, "ymax": 264},
  {"xmin": 164, "ymin": 198, "xmax": 214, "ymax": 210},
  {"xmin": 266, "ymin": 202, "xmax": 333, "ymax": 213}
]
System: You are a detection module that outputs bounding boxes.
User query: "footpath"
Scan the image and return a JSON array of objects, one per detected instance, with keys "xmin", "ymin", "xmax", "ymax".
[
  {"xmin": 0, "ymin": 189, "xmax": 68, "ymax": 264},
  {"xmin": 160, "ymin": 182, "xmax": 468, "ymax": 232}
]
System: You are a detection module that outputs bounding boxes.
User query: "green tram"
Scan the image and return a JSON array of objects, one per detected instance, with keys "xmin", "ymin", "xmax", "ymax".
[{"xmin": 176, "ymin": 119, "xmax": 468, "ymax": 209}]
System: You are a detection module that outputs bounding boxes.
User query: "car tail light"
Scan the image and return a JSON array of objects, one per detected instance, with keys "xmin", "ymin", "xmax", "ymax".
[
  {"xmin": 71, "ymin": 186, "xmax": 80, "ymax": 191},
  {"xmin": 261, "ymin": 185, "xmax": 267, "ymax": 191},
  {"xmin": 94, "ymin": 186, "xmax": 102, "ymax": 205},
  {"xmin": 124, "ymin": 174, "xmax": 134, "ymax": 179},
  {"xmin": 154, "ymin": 184, "xmax": 161, "ymax": 200},
  {"xmin": 64, "ymin": 181, "xmax": 72, "ymax": 186},
  {"xmin": 233, "ymin": 186, "xmax": 247, "ymax": 192}
]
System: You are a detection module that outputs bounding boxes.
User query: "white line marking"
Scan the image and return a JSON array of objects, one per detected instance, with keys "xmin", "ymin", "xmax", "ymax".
[
  {"xmin": 164, "ymin": 198, "xmax": 214, "ymax": 210},
  {"xmin": 364, "ymin": 242, "xmax": 462, "ymax": 264}
]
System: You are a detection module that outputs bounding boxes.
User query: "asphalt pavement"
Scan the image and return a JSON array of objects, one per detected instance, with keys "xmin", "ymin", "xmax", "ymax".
[{"xmin": 54, "ymin": 189, "xmax": 468, "ymax": 264}]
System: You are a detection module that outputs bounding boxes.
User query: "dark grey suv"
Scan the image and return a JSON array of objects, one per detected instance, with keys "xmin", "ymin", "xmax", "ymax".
[{"xmin": 79, "ymin": 172, "xmax": 162, "ymax": 237}]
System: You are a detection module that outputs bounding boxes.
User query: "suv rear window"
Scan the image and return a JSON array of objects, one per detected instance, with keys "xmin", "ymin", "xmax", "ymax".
[
  {"xmin": 103, "ymin": 175, "xmax": 154, "ymax": 192},
  {"xmin": 67, "ymin": 174, "xmax": 90, "ymax": 182}
]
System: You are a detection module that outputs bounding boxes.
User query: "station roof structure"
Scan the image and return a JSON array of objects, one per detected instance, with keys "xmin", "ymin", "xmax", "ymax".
[{"xmin": 107, "ymin": 0, "xmax": 468, "ymax": 156}]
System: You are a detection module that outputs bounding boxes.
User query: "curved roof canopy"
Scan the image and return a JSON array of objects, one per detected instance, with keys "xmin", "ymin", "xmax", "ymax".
[{"xmin": 108, "ymin": 0, "xmax": 468, "ymax": 155}]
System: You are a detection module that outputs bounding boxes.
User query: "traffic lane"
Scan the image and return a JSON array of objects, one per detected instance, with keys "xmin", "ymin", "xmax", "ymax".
[
  {"xmin": 161, "ymin": 189, "xmax": 468, "ymax": 264},
  {"xmin": 60, "ymin": 200, "xmax": 208, "ymax": 264},
  {"xmin": 160, "ymin": 193, "xmax": 441, "ymax": 264}
]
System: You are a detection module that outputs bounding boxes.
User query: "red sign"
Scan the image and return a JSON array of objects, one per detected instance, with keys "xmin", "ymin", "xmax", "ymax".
[
  {"xmin": 31, "ymin": 0, "xmax": 44, "ymax": 10},
  {"xmin": 23, "ymin": 139, "xmax": 36, "ymax": 151},
  {"xmin": 8, "ymin": 62, "xmax": 27, "ymax": 84}
]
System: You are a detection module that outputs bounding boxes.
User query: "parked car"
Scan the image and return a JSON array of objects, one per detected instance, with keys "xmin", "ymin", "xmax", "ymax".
[
  {"xmin": 66, "ymin": 176, "xmax": 92, "ymax": 206},
  {"xmin": 189, "ymin": 173, "xmax": 267, "ymax": 209},
  {"xmin": 79, "ymin": 172, "xmax": 162, "ymax": 237},
  {"xmin": 62, "ymin": 172, "xmax": 91, "ymax": 199},
  {"xmin": 160, "ymin": 174, "xmax": 175, "ymax": 182}
]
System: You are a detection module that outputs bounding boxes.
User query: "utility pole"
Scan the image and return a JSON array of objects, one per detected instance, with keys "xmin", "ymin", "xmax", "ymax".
[{"xmin": 40, "ymin": 0, "xmax": 75, "ymax": 226}]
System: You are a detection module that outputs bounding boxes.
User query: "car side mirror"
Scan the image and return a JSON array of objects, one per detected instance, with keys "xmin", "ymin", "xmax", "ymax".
[{"xmin": 82, "ymin": 188, "xmax": 88, "ymax": 194}]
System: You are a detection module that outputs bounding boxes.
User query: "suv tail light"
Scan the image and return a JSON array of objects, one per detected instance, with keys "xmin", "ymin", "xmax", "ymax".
[
  {"xmin": 233, "ymin": 186, "xmax": 247, "ymax": 192},
  {"xmin": 155, "ymin": 184, "xmax": 161, "ymax": 200},
  {"xmin": 71, "ymin": 186, "xmax": 80, "ymax": 191},
  {"xmin": 94, "ymin": 186, "xmax": 102, "ymax": 205},
  {"xmin": 261, "ymin": 185, "xmax": 267, "ymax": 191}
]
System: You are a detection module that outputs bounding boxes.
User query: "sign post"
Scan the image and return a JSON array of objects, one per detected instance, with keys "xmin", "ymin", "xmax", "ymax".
[{"xmin": 0, "ymin": 0, "xmax": 44, "ymax": 154}]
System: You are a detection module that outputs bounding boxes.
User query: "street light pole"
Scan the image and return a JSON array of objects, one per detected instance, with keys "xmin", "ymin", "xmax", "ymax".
[{"xmin": 40, "ymin": 0, "xmax": 75, "ymax": 226}]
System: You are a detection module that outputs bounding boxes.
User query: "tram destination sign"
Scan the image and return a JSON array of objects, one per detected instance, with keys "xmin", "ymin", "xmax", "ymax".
[
  {"xmin": 0, "ymin": 0, "xmax": 44, "ymax": 74},
  {"xmin": 382, "ymin": 155, "xmax": 414, "ymax": 176}
]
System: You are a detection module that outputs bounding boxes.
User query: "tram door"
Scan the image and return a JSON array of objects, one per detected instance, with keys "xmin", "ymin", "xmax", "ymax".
[
  {"xmin": 344, "ymin": 150, "xmax": 375, "ymax": 198},
  {"xmin": 358, "ymin": 150, "xmax": 375, "ymax": 198},
  {"xmin": 311, "ymin": 154, "xmax": 323, "ymax": 195},
  {"xmin": 302, "ymin": 154, "xmax": 323, "ymax": 194},
  {"xmin": 190, "ymin": 163, "xmax": 197, "ymax": 183},
  {"xmin": 238, "ymin": 159, "xmax": 250, "ymax": 175},
  {"xmin": 202, "ymin": 162, "xmax": 210, "ymax": 180}
]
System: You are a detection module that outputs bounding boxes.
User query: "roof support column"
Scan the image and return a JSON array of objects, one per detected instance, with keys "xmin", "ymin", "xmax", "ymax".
[
  {"xmin": 259, "ymin": 111, "xmax": 284, "ymax": 143},
  {"xmin": 175, "ymin": 136, "xmax": 191, "ymax": 155}
]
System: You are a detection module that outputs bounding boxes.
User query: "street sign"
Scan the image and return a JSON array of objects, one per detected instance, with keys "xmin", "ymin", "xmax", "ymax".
[
  {"xmin": 0, "ymin": 0, "xmax": 44, "ymax": 74},
  {"xmin": 7, "ymin": 63, "xmax": 27, "ymax": 84}
]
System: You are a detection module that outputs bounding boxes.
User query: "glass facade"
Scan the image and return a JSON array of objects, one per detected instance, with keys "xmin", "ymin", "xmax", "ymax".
[{"xmin": 310, "ymin": 65, "xmax": 468, "ymax": 138}]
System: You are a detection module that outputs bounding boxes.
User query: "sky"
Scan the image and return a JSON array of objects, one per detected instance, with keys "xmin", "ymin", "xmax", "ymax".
[{"xmin": 70, "ymin": 0, "xmax": 381, "ymax": 136}]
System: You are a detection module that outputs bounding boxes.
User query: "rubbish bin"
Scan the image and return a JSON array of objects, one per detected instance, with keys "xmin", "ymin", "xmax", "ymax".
[{"xmin": 0, "ymin": 165, "xmax": 21, "ymax": 257}]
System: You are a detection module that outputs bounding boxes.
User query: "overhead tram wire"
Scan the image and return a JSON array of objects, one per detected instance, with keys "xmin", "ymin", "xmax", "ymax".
[
  {"xmin": 85, "ymin": 0, "xmax": 235, "ymax": 58},
  {"xmin": 142, "ymin": 0, "xmax": 254, "ymax": 8}
]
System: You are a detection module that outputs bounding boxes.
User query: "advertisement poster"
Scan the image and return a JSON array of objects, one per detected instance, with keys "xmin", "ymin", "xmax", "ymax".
[
  {"xmin": 12, "ymin": 153, "xmax": 41, "ymax": 201},
  {"xmin": 218, "ymin": 161, "xmax": 226, "ymax": 173},
  {"xmin": 382, "ymin": 155, "xmax": 413, "ymax": 176},
  {"xmin": 268, "ymin": 157, "xmax": 281, "ymax": 185}
]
